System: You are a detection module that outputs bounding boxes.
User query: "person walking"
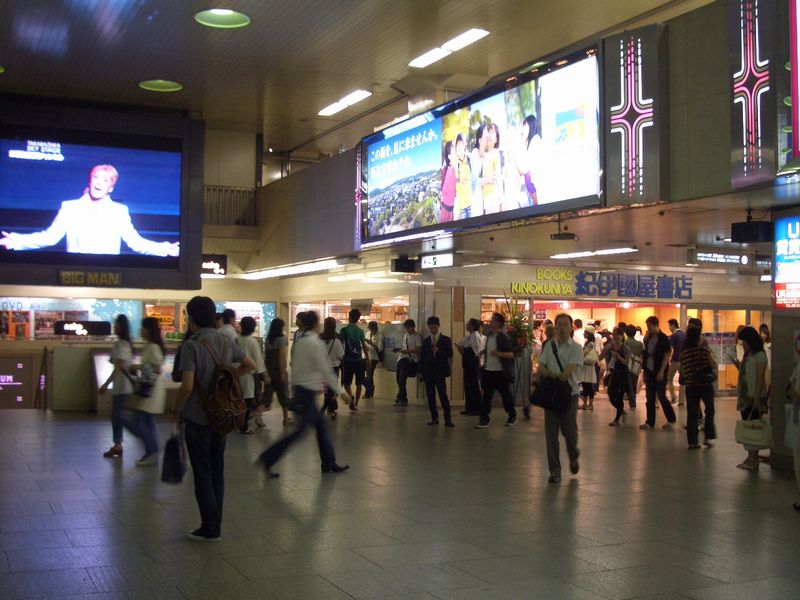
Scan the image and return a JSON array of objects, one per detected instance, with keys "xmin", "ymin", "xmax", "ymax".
[
  {"xmin": 236, "ymin": 316, "xmax": 269, "ymax": 434},
  {"xmin": 679, "ymin": 320, "xmax": 717, "ymax": 450},
  {"xmin": 476, "ymin": 312, "xmax": 516, "ymax": 428},
  {"xmin": 263, "ymin": 318, "xmax": 293, "ymax": 426},
  {"xmin": 99, "ymin": 314, "xmax": 134, "ymax": 458},
  {"xmin": 394, "ymin": 319, "xmax": 421, "ymax": 406},
  {"xmin": 736, "ymin": 326, "xmax": 769, "ymax": 471},
  {"xmin": 320, "ymin": 317, "xmax": 345, "ymax": 419},
  {"xmin": 537, "ymin": 313, "xmax": 582, "ymax": 483},
  {"xmin": 339, "ymin": 309, "xmax": 369, "ymax": 412},
  {"xmin": 605, "ymin": 328, "xmax": 631, "ymax": 426},
  {"xmin": 419, "ymin": 316, "xmax": 455, "ymax": 427},
  {"xmin": 640, "ymin": 316, "xmax": 677, "ymax": 430},
  {"xmin": 624, "ymin": 324, "xmax": 643, "ymax": 410},
  {"xmin": 578, "ymin": 331, "xmax": 597, "ymax": 410},
  {"xmin": 120, "ymin": 317, "xmax": 167, "ymax": 465},
  {"xmin": 667, "ymin": 319, "xmax": 686, "ymax": 405},
  {"xmin": 457, "ymin": 318, "xmax": 484, "ymax": 416},
  {"xmin": 364, "ymin": 321, "xmax": 383, "ymax": 399},
  {"xmin": 175, "ymin": 296, "xmax": 256, "ymax": 542},
  {"xmin": 257, "ymin": 311, "xmax": 352, "ymax": 478}
]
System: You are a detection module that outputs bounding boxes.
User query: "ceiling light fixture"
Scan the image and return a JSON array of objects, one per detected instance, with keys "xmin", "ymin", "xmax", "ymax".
[
  {"xmin": 138, "ymin": 79, "xmax": 183, "ymax": 92},
  {"xmin": 550, "ymin": 247, "xmax": 638, "ymax": 260},
  {"xmin": 409, "ymin": 28, "xmax": 489, "ymax": 68},
  {"xmin": 243, "ymin": 256, "xmax": 360, "ymax": 280},
  {"xmin": 318, "ymin": 89, "xmax": 372, "ymax": 116},
  {"xmin": 194, "ymin": 8, "xmax": 251, "ymax": 29}
]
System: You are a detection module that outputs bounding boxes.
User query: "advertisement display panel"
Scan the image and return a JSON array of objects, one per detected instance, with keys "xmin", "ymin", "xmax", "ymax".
[
  {"xmin": 0, "ymin": 128, "xmax": 182, "ymax": 269},
  {"xmin": 774, "ymin": 215, "xmax": 800, "ymax": 309},
  {"xmin": 361, "ymin": 50, "xmax": 601, "ymax": 242}
]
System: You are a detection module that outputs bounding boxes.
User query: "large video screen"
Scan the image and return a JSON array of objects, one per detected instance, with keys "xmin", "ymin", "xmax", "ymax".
[
  {"xmin": 0, "ymin": 127, "xmax": 182, "ymax": 268},
  {"xmin": 361, "ymin": 51, "xmax": 600, "ymax": 241}
]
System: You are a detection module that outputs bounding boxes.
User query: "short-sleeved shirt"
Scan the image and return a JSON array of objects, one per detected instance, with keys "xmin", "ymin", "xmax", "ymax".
[
  {"xmin": 236, "ymin": 334, "xmax": 266, "ymax": 399},
  {"xmin": 401, "ymin": 332, "xmax": 422, "ymax": 363},
  {"xmin": 670, "ymin": 329, "xmax": 686, "ymax": 363},
  {"xmin": 110, "ymin": 339, "xmax": 133, "ymax": 395},
  {"xmin": 538, "ymin": 337, "xmax": 583, "ymax": 396},
  {"xmin": 180, "ymin": 327, "xmax": 245, "ymax": 425},
  {"xmin": 264, "ymin": 336, "xmax": 287, "ymax": 372},
  {"xmin": 367, "ymin": 331, "xmax": 384, "ymax": 361},
  {"xmin": 340, "ymin": 324, "xmax": 366, "ymax": 363}
]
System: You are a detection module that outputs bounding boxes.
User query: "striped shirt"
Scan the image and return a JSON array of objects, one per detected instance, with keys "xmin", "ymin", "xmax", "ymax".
[{"xmin": 680, "ymin": 344, "xmax": 713, "ymax": 387}]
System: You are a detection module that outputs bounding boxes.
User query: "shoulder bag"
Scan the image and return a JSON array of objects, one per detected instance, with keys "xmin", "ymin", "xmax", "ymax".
[
  {"xmin": 530, "ymin": 342, "xmax": 572, "ymax": 413},
  {"xmin": 735, "ymin": 403, "xmax": 773, "ymax": 449}
]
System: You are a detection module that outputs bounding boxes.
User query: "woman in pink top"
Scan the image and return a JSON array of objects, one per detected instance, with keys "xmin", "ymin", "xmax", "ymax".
[{"xmin": 440, "ymin": 140, "xmax": 456, "ymax": 223}]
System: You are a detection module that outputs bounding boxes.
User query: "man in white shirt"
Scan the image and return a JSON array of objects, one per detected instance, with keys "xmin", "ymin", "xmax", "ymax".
[
  {"xmin": 393, "ymin": 319, "xmax": 421, "ymax": 406},
  {"xmin": 218, "ymin": 309, "xmax": 237, "ymax": 342},
  {"xmin": 537, "ymin": 313, "xmax": 583, "ymax": 483},
  {"xmin": 0, "ymin": 164, "xmax": 179, "ymax": 256}
]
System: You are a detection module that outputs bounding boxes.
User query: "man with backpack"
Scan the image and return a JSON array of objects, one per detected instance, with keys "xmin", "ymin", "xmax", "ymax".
[
  {"xmin": 339, "ymin": 308, "xmax": 370, "ymax": 412},
  {"xmin": 175, "ymin": 296, "xmax": 256, "ymax": 543}
]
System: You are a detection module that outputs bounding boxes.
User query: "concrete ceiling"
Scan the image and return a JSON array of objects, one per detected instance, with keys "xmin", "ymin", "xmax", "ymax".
[{"xmin": 0, "ymin": 0, "xmax": 713, "ymax": 157}]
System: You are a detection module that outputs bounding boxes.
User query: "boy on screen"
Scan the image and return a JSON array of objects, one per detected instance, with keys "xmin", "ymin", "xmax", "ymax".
[{"xmin": 0, "ymin": 164, "xmax": 179, "ymax": 256}]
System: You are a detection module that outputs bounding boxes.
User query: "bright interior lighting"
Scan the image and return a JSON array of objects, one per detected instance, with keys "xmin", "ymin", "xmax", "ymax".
[
  {"xmin": 200, "ymin": 274, "xmax": 226, "ymax": 280},
  {"xmin": 409, "ymin": 47, "xmax": 452, "ymax": 68},
  {"xmin": 441, "ymin": 28, "xmax": 490, "ymax": 52},
  {"xmin": 760, "ymin": 274, "xmax": 772, "ymax": 282},
  {"xmin": 550, "ymin": 248, "xmax": 638, "ymax": 259},
  {"xmin": 194, "ymin": 8, "xmax": 251, "ymax": 28},
  {"xmin": 210, "ymin": 9, "xmax": 234, "ymax": 15},
  {"xmin": 318, "ymin": 101, "xmax": 347, "ymax": 116},
  {"xmin": 243, "ymin": 259, "xmax": 340, "ymax": 280},
  {"xmin": 340, "ymin": 89, "xmax": 372, "ymax": 105}
]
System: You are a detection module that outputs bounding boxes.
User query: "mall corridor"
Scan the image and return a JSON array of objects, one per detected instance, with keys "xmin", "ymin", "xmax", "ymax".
[{"xmin": 1, "ymin": 395, "xmax": 798, "ymax": 600}]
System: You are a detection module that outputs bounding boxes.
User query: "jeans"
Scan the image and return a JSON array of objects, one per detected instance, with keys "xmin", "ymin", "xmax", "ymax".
[
  {"xmin": 260, "ymin": 386, "xmax": 337, "ymax": 468},
  {"xmin": 545, "ymin": 395, "xmax": 579, "ymax": 475},
  {"xmin": 122, "ymin": 410, "xmax": 159, "ymax": 455},
  {"xmin": 396, "ymin": 359, "xmax": 414, "ymax": 402},
  {"xmin": 480, "ymin": 370, "xmax": 515, "ymax": 421},
  {"xmin": 608, "ymin": 371, "xmax": 628, "ymax": 422},
  {"xmin": 184, "ymin": 419, "xmax": 226, "ymax": 537},
  {"xmin": 425, "ymin": 375, "xmax": 451, "ymax": 423},
  {"xmin": 111, "ymin": 394, "xmax": 129, "ymax": 443},
  {"xmin": 686, "ymin": 385, "xmax": 716, "ymax": 445},
  {"xmin": 365, "ymin": 359, "xmax": 378, "ymax": 397},
  {"xmin": 644, "ymin": 371, "xmax": 676, "ymax": 427}
]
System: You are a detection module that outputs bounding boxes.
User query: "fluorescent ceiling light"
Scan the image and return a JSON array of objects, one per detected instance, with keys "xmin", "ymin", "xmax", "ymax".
[
  {"xmin": 243, "ymin": 258, "xmax": 340, "ymax": 280},
  {"xmin": 409, "ymin": 47, "xmax": 452, "ymax": 68},
  {"xmin": 318, "ymin": 89, "xmax": 372, "ymax": 116},
  {"xmin": 200, "ymin": 274, "xmax": 226, "ymax": 280},
  {"xmin": 550, "ymin": 247, "xmax": 638, "ymax": 260},
  {"xmin": 760, "ymin": 274, "xmax": 772, "ymax": 282},
  {"xmin": 441, "ymin": 28, "xmax": 489, "ymax": 52}
]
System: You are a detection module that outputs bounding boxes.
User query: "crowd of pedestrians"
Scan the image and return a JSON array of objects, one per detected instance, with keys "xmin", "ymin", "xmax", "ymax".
[{"xmin": 99, "ymin": 298, "xmax": 799, "ymax": 542}]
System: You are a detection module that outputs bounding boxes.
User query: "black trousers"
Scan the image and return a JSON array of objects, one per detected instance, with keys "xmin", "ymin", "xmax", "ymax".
[
  {"xmin": 462, "ymin": 358, "xmax": 482, "ymax": 414},
  {"xmin": 644, "ymin": 371, "xmax": 676, "ymax": 426},
  {"xmin": 425, "ymin": 375, "xmax": 451, "ymax": 423},
  {"xmin": 480, "ymin": 370, "xmax": 515, "ymax": 420},
  {"xmin": 396, "ymin": 359, "xmax": 414, "ymax": 401},
  {"xmin": 686, "ymin": 385, "xmax": 716, "ymax": 445},
  {"xmin": 184, "ymin": 420, "xmax": 226, "ymax": 537}
]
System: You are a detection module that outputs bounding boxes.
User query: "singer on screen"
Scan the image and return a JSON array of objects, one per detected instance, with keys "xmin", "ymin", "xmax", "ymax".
[{"xmin": 0, "ymin": 164, "xmax": 179, "ymax": 256}]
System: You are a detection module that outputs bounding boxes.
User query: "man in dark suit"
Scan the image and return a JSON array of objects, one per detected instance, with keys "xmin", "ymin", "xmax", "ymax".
[{"xmin": 419, "ymin": 316, "xmax": 454, "ymax": 427}]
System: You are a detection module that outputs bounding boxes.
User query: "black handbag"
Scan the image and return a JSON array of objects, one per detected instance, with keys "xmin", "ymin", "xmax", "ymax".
[
  {"xmin": 531, "ymin": 343, "xmax": 572, "ymax": 413},
  {"xmin": 161, "ymin": 425, "xmax": 187, "ymax": 484}
]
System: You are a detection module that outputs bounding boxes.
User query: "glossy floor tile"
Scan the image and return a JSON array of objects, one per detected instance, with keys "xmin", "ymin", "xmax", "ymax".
[{"xmin": 1, "ymin": 388, "xmax": 799, "ymax": 599}]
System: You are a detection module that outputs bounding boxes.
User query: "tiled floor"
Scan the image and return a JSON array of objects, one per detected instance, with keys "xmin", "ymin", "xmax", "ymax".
[{"xmin": 1, "ymin": 389, "xmax": 799, "ymax": 599}]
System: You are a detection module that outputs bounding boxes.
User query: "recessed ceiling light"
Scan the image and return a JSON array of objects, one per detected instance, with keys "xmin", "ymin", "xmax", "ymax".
[
  {"xmin": 318, "ymin": 89, "xmax": 372, "ymax": 116},
  {"xmin": 441, "ymin": 28, "xmax": 489, "ymax": 52},
  {"xmin": 194, "ymin": 8, "xmax": 251, "ymax": 29},
  {"xmin": 139, "ymin": 79, "xmax": 183, "ymax": 92},
  {"xmin": 409, "ymin": 47, "xmax": 452, "ymax": 69}
]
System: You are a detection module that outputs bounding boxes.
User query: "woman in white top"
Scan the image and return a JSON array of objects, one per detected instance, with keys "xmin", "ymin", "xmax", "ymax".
[
  {"xmin": 120, "ymin": 317, "xmax": 167, "ymax": 465},
  {"xmin": 99, "ymin": 314, "xmax": 134, "ymax": 458},
  {"xmin": 736, "ymin": 326, "xmax": 770, "ymax": 472},
  {"xmin": 364, "ymin": 321, "xmax": 384, "ymax": 399},
  {"xmin": 236, "ymin": 316, "xmax": 269, "ymax": 434},
  {"xmin": 257, "ymin": 311, "xmax": 352, "ymax": 478},
  {"xmin": 578, "ymin": 331, "xmax": 598, "ymax": 410},
  {"xmin": 320, "ymin": 317, "xmax": 345, "ymax": 419},
  {"xmin": 456, "ymin": 318, "xmax": 485, "ymax": 416}
]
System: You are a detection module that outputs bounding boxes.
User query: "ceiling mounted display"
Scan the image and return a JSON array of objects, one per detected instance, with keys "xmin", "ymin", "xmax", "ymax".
[{"xmin": 358, "ymin": 48, "xmax": 601, "ymax": 245}]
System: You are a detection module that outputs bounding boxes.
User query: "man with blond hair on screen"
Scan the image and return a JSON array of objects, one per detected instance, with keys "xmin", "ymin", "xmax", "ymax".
[{"xmin": 0, "ymin": 164, "xmax": 179, "ymax": 256}]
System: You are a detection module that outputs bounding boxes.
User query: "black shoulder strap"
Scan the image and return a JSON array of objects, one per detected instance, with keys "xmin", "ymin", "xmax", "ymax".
[{"xmin": 552, "ymin": 341, "xmax": 565, "ymax": 373}]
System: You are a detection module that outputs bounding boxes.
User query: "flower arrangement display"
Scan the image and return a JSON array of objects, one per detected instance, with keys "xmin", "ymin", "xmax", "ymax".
[{"xmin": 503, "ymin": 291, "xmax": 534, "ymax": 354}]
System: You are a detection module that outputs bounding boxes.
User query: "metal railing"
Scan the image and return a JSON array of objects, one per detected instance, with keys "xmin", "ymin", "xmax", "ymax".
[{"xmin": 203, "ymin": 185, "xmax": 257, "ymax": 226}]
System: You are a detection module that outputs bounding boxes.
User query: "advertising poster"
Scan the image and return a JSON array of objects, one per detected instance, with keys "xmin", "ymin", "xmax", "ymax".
[
  {"xmin": 362, "ymin": 54, "xmax": 600, "ymax": 240},
  {"xmin": 774, "ymin": 216, "xmax": 800, "ymax": 309}
]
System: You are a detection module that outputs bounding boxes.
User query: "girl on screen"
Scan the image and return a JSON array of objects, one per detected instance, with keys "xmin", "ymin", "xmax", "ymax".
[
  {"xmin": 469, "ymin": 125, "xmax": 486, "ymax": 216},
  {"xmin": 440, "ymin": 141, "xmax": 456, "ymax": 223},
  {"xmin": 454, "ymin": 134, "xmax": 472, "ymax": 220},
  {"xmin": 481, "ymin": 122, "xmax": 502, "ymax": 214},
  {"xmin": 510, "ymin": 115, "xmax": 542, "ymax": 207}
]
